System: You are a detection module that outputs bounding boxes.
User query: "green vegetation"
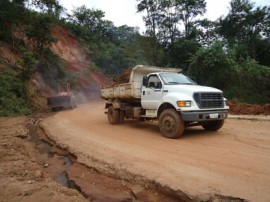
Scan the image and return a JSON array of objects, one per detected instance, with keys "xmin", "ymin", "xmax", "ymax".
[
  {"xmin": 0, "ymin": 0, "xmax": 269, "ymax": 116},
  {"xmin": 0, "ymin": 0, "xmax": 67, "ymax": 116},
  {"xmin": 0, "ymin": 68, "xmax": 31, "ymax": 116},
  {"xmin": 188, "ymin": 42, "xmax": 270, "ymax": 103},
  {"xmin": 66, "ymin": 6, "xmax": 147, "ymax": 74}
]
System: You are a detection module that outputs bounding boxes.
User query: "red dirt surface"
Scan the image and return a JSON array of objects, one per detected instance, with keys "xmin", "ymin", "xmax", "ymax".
[
  {"xmin": 51, "ymin": 25, "xmax": 88, "ymax": 71},
  {"xmin": 0, "ymin": 117, "xmax": 87, "ymax": 202},
  {"xmin": 228, "ymin": 101, "xmax": 270, "ymax": 115},
  {"xmin": 40, "ymin": 102, "xmax": 270, "ymax": 201}
]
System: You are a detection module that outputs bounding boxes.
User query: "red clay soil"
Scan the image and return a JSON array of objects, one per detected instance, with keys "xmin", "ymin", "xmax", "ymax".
[
  {"xmin": 112, "ymin": 69, "xmax": 131, "ymax": 85},
  {"xmin": 50, "ymin": 25, "xmax": 89, "ymax": 71},
  {"xmin": 227, "ymin": 101, "xmax": 270, "ymax": 115}
]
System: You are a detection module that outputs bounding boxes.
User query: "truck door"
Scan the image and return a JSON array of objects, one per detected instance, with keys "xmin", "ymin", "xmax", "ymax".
[{"xmin": 141, "ymin": 75, "xmax": 163, "ymax": 109}]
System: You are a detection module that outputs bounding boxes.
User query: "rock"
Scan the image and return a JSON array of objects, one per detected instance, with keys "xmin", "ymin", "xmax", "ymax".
[
  {"xmin": 15, "ymin": 128, "xmax": 28, "ymax": 138},
  {"xmin": 34, "ymin": 170, "xmax": 43, "ymax": 178}
]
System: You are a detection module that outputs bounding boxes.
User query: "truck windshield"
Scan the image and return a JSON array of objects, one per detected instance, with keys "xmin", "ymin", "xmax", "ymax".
[{"xmin": 159, "ymin": 73, "xmax": 196, "ymax": 85}]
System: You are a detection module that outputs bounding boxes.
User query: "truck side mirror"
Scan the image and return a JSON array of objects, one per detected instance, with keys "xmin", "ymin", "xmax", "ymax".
[{"xmin": 142, "ymin": 75, "xmax": 148, "ymax": 86}]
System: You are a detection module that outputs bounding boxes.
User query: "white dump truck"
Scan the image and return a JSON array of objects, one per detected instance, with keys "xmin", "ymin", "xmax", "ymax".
[{"xmin": 101, "ymin": 65, "xmax": 229, "ymax": 138}]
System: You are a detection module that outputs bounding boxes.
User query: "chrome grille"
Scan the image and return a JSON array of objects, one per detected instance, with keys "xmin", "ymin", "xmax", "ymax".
[{"xmin": 194, "ymin": 93, "xmax": 224, "ymax": 109}]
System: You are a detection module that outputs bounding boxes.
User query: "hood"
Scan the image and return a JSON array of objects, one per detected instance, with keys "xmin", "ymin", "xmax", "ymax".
[{"xmin": 164, "ymin": 84, "xmax": 222, "ymax": 94}]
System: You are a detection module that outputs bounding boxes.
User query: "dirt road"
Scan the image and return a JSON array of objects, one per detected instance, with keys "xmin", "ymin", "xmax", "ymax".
[{"xmin": 40, "ymin": 102, "xmax": 270, "ymax": 201}]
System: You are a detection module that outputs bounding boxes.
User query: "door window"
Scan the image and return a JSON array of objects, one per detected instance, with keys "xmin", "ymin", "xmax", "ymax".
[{"xmin": 147, "ymin": 75, "xmax": 162, "ymax": 89}]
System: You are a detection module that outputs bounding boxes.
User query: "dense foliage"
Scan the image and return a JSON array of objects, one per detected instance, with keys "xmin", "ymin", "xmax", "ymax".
[
  {"xmin": 136, "ymin": 0, "xmax": 270, "ymax": 103},
  {"xmin": 188, "ymin": 42, "xmax": 270, "ymax": 103},
  {"xmin": 65, "ymin": 6, "xmax": 148, "ymax": 75},
  {"xmin": 0, "ymin": 0, "xmax": 269, "ymax": 116},
  {"xmin": 0, "ymin": 68, "xmax": 31, "ymax": 116},
  {"xmin": 0, "ymin": 0, "xmax": 67, "ymax": 115}
]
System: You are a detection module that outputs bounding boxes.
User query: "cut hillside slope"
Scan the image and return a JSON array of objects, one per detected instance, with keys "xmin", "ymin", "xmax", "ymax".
[
  {"xmin": 49, "ymin": 25, "xmax": 111, "ymax": 101},
  {"xmin": 0, "ymin": 25, "xmax": 111, "ymax": 113},
  {"xmin": 51, "ymin": 25, "xmax": 88, "ymax": 71}
]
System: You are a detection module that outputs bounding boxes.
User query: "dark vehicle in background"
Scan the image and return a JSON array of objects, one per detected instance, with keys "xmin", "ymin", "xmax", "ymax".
[{"xmin": 47, "ymin": 83, "xmax": 77, "ymax": 111}]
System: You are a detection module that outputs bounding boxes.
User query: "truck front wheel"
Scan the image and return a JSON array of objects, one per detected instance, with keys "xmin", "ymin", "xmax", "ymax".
[
  {"xmin": 108, "ymin": 107, "xmax": 120, "ymax": 124},
  {"xmin": 158, "ymin": 109, "xmax": 184, "ymax": 139},
  {"xmin": 202, "ymin": 120, "xmax": 224, "ymax": 131}
]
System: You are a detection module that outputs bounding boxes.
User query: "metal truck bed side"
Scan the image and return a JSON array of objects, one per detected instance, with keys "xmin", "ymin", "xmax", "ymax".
[{"xmin": 100, "ymin": 65, "xmax": 181, "ymax": 100}]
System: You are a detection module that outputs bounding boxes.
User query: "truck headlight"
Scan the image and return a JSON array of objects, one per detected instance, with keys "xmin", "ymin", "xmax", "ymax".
[{"xmin": 177, "ymin": 101, "xmax": 191, "ymax": 107}]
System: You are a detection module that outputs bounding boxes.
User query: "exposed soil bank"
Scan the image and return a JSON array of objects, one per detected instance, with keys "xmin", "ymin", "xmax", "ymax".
[
  {"xmin": 0, "ymin": 116, "xmax": 87, "ymax": 202},
  {"xmin": 228, "ymin": 101, "xmax": 270, "ymax": 115}
]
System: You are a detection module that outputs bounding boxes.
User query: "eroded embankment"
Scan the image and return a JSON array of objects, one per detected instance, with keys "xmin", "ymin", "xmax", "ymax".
[
  {"xmin": 35, "ymin": 122, "xmax": 185, "ymax": 202},
  {"xmin": 38, "ymin": 119, "xmax": 247, "ymax": 202},
  {"xmin": 0, "ymin": 116, "xmax": 87, "ymax": 202}
]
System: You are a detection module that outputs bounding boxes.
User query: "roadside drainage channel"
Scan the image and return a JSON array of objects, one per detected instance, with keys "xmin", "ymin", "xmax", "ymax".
[
  {"xmin": 22, "ymin": 121, "xmax": 184, "ymax": 202},
  {"xmin": 21, "ymin": 119, "xmax": 247, "ymax": 202}
]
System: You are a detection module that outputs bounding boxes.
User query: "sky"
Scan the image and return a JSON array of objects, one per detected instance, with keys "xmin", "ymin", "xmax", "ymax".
[{"xmin": 59, "ymin": 0, "xmax": 269, "ymax": 33}]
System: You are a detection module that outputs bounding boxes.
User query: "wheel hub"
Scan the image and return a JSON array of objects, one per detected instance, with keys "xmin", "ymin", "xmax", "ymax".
[{"xmin": 163, "ymin": 116, "xmax": 175, "ymax": 132}]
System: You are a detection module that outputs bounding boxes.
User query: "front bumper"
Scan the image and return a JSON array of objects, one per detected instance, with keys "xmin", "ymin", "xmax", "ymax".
[{"xmin": 181, "ymin": 110, "xmax": 228, "ymax": 122}]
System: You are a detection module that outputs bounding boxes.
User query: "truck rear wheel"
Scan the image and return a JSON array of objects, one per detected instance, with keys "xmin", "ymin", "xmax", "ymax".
[
  {"xmin": 202, "ymin": 120, "xmax": 224, "ymax": 131},
  {"xmin": 159, "ymin": 109, "xmax": 184, "ymax": 139},
  {"xmin": 119, "ymin": 110, "xmax": 125, "ymax": 123},
  {"xmin": 108, "ymin": 107, "xmax": 120, "ymax": 124}
]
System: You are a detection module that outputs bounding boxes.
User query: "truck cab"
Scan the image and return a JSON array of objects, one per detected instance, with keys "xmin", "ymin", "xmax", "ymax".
[{"xmin": 142, "ymin": 72, "xmax": 227, "ymax": 120}]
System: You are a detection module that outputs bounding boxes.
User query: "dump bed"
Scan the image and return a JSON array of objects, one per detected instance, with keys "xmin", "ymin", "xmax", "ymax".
[{"xmin": 100, "ymin": 65, "xmax": 181, "ymax": 100}]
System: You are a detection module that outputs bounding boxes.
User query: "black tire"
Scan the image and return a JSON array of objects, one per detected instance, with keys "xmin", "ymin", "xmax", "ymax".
[
  {"xmin": 158, "ymin": 109, "xmax": 185, "ymax": 139},
  {"xmin": 107, "ymin": 107, "xmax": 120, "ymax": 124},
  {"xmin": 119, "ymin": 110, "xmax": 125, "ymax": 123},
  {"xmin": 202, "ymin": 120, "xmax": 224, "ymax": 131}
]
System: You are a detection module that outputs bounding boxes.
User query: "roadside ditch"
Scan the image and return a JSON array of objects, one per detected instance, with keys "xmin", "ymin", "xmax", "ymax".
[{"xmin": 24, "ymin": 118, "xmax": 184, "ymax": 202}]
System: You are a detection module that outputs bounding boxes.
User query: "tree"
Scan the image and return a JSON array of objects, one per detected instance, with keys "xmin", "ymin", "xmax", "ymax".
[
  {"xmin": 218, "ymin": 0, "xmax": 270, "ymax": 64},
  {"xmin": 137, "ymin": 0, "xmax": 162, "ymax": 65},
  {"xmin": 26, "ymin": 13, "xmax": 57, "ymax": 56},
  {"xmin": 70, "ymin": 6, "xmax": 105, "ymax": 32},
  {"xmin": 194, "ymin": 19, "xmax": 219, "ymax": 47},
  {"xmin": 137, "ymin": 0, "xmax": 161, "ymax": 39},
  {"xmin": 157, "ymin": 0, "xmax": 181, "ymax": 46},
  {"xmin": 188, "ymin": 42, "xmax": 234, "ymax": 89},
  {"xmin": 176, "ymin": 0, "xmax": 206, "ymax": 38},
  {"xmin": 0, "ymin": 0, "xmax": 27, "ymax": 47},
  {"xmin": 137, "ymin": 0, "xmax": 206, "ymax": 66},
  {"xmin": 169, "ymin": 38, "xmax": 200, "ymax": 70},
  {"xmin": 30, "ymin": 0, "xmax": 63, "ymax": 17}
]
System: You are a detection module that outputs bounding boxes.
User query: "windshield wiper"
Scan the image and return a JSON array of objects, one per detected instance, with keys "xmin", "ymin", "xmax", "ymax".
[
  {"xmin": 167, "ymin": 81, "xmax": 181, "ymax": 84},
  {"xmin": 181, "ymin": 83, "xmax": 194, "ymax": 85}
]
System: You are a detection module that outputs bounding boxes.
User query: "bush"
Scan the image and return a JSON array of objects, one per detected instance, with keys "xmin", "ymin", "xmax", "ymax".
[
  {"xmin": 188, "ymin": 42, "xmax": 235, "ymax": 90},
  {"xmin": 235, "ymin": 60, "xmax": 270, "ymax": 103},
  {"xmin": 0, "ymin": 68, "xmax": 31, "ymax": 116}
]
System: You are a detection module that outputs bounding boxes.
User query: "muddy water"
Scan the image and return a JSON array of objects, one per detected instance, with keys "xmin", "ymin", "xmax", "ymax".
[{"xmin": 26, "ymin": 124, "xmax": 181, "ymax": 202}]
